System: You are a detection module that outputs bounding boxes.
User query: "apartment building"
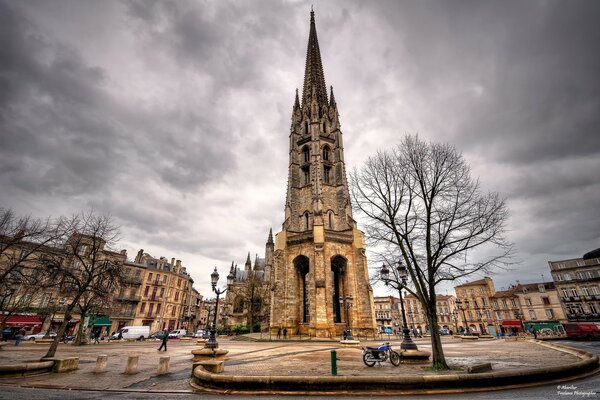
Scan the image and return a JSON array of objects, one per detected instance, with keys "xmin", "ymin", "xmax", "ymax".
[
  {"xmin": 129, "ymin": 250, "xmax": 196, "ymax": 333},
  {"xmin": 549, "ymin": 250, "xmax": 600, "ymax": 322}
]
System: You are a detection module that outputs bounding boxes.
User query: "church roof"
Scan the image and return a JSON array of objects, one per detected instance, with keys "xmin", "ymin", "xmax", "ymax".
[{"xmin": 301, "ymin": 10, "xmax": 328, "ymax": 108}]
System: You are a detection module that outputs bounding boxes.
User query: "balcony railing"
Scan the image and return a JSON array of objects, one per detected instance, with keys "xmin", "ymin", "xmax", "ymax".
[
  {"xmin": 114, "ymin": 310, "xmax": 136, "ymax": 318},
  {"xmin": 123, "ymin": 276, "xmax": 142, "ymax": 285},
  {"xmin": 116, "ymin": 295, "xmax": 141, "ymax": 303}
]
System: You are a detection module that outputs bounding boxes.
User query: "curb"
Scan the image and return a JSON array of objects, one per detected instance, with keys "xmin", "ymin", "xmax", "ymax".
[{"xmin": 190, "ymin": 341, "xmax": 600, "ymax": 395}]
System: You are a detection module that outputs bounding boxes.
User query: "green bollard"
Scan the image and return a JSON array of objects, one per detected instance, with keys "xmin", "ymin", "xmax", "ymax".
[{"xmin": 330, "ymin": 349, "xmax": 337, "ymax": 376}]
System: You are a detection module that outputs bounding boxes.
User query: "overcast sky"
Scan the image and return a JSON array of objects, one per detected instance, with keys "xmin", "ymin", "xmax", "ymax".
[{"xmin": 1, "ymin": 0, "xmax": 599, "ymax": 298}]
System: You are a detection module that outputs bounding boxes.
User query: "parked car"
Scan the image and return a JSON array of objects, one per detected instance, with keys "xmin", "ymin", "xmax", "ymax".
[
  {"xmin": 110, "ymin": 326, "xmax": 150, "ymax": 341},
  {"xmin": 23, "ymin": 332, "xmax": 57, "ymax": 341},
  {"xmin": 439, "ymin": 328, "xmax": 451, "ymax": 335},
  {"xmin": 2, "ymin": 328, "xmax": 13, "ymax": 340},
  {"xmin": 168, "ymin": 329, "xmax": 187, "ymax": 339},
  {"xmin": 192, "ymin": 330, "xmax": 205, "ymax": 338}
]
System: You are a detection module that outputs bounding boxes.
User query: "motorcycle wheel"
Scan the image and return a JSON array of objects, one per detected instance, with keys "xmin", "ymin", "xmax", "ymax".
[
  {"xmin": 362, "ymin": 353, "xmax": 376, "ymax": 367},
  {"xmin": 390, "ymin": 351, "xmax": 401, "ymax": 366}
]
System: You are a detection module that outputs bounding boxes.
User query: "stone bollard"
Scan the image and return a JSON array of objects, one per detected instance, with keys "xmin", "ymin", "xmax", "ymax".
[
  {"xmin": 123, "ymin": 355, "xmax": 139, "ymax": 375},
  {"xmin": 157, "ymin": 356, "xmax": 170, "ymax": 375},
  {"xmin": 94, "ymin": 354, "xmax": 108, "ymax": 373}
]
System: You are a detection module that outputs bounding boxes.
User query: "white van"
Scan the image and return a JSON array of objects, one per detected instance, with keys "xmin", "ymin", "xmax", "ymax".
[
  {"xmin": 168, "ymin": 329, "xmax": 187, "ymax": 338},
  {"xmin": 112, "ymin": 326, "xmax": 150, "ymax": 341}
]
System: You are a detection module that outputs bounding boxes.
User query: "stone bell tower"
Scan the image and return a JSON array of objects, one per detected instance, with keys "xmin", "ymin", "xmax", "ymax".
[{"xmin": 269, "ymin": 10, "xmax": 376, "ymax": 338}]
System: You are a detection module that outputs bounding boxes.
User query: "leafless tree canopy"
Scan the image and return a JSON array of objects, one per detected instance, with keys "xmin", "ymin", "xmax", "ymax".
[
  {"xmin": 42, "ymin": 212, "xmax": 125, "ymax": 357},
  {"xmin": 351, "ymin": 135, "xmax": 512, "ymax": 290},
  {"xmin": 350, "ymin": 135, "xmax": 513, "ymax": 368}
]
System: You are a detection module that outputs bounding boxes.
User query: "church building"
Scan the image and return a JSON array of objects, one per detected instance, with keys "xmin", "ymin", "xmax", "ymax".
[
  {"xmin": 268, "ymin": 10, "xmax": 376, "ymax": 338},
  {"xmin": 225, "ymin": 10, "xmax": 376, "ymax": 338}
]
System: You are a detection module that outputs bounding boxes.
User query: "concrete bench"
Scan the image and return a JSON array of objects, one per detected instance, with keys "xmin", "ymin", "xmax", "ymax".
[
  {"xmin": 198, "ymin": 360, "xmax": 224, "ymax": 374},
  {"xmin": 41, "ymin": 357, "xmax": 79, "ymax": 373},
  {"xmin": 467, "ymin": 363, "xmax": 493, "ymax": 373}
]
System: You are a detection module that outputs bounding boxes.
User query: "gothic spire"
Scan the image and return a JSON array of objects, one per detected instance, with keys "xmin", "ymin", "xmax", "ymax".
[
  {"xmin": 329, "ymin": 85, "xmax": 336, "ymax": 107},
  {"xmin": 293, "ymin": 88, "xmax": 300, "ymax": 110},
  {"xmin": 267, "ymin": 228, "xmax": 274, "ymax": 245},
  {"xmin": 245, "ymin": 252, "xmax": 251, "ymax": 271},
  {"xmin": 302, "ymin": 9, "xmax": 328, "ymax": 108}
]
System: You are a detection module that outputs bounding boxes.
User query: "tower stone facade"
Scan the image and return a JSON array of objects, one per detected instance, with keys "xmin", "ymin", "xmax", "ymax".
[{"xmin": 268, "ymin": 11, "xmax": 376, "ymax": 338}]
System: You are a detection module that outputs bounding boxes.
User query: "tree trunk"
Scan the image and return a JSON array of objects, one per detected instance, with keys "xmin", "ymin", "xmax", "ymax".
[
  {"xmin": 427, "ymin": 305, "xmax": 449, "ymax": 369},
  {"xmin": 73, "ymin": 311, "xmax": 88, "ymax": 346},
  {"xmin": 43, "ymin": 312, "xmax": 71, "ymax": 359},
  {"xmin": 247, "ymin": 305, "xmax": 254, "ymax": 333}
]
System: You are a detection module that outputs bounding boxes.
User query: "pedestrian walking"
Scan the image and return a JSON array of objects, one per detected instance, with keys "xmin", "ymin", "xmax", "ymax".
[
  {"xmin": 277, "ymin": 327, "xmax": 281, "ymax": 339},
  {"xmin": 15, "ymin": 330, "xmax": 24, "ymax": 346},
  {"xmin": 158, "ymin": 330, "xmax": 168, "ymax": 351},
  {"xmin": 93, "ymin": 331, "xmax": 100, "ymax": 344},
  {"xmin": 417, "ymin": 327, "xmax": 422, "ymax": 338},
  {"xmin": 530, "ymin": 326, "xmax": 537, "ymax": 339},
  {"xmin": 283, "ymin": 327, "xmax": 287, "ymax": 339}
]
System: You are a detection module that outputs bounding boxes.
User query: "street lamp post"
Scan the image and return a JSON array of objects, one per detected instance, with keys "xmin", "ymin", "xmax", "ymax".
[
  {"xmin": 339, "ymin": 295, "xmax": 354, "ymax": 340},
  {"xmin": 204, "ymin": 267, "xmax": 234, "ymax": 350},
  {"xmin": 455, "ymin": 299, "xmax": 470, "ymax": 335},
  {"xmin": 451, "ymin": 311, "xmax": 459, "ymax": 334},
  {"xmin": 381, "ymin": 261, "xmax": 418, "ymax": 350}
]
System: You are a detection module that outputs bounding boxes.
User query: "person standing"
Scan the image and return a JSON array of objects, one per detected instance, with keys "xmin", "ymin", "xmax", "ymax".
[
  {"xmin": 283, "ymin": 327, "xmax": 287, "ymax": 340},
  {"xmin": 277, "ymin": 327, "xmax": 281, "ymax": 339},
  {"xmin": 158, "ymin": 330, "xmax": 168, "ymax": 351}
]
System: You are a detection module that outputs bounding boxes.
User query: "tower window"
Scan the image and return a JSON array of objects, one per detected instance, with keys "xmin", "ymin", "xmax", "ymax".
[
  {"xmin": 305, "ymin": 121, "xmax": 309, "ymax": 136},
  {"xmin": 304, "ymin": 212, "xmax": 310, "ymax": 230},
  {"xmin": 323, "ymin": 166, "xmax": 331, "ymax": 184},
  {"xmin": 322, "ymin": 121, "xmax": 326, "ymax": 133},
  {"xmin": 302, "ymin": 166, "xmax": 310, "ymax": 185},
  {"xmin": 302, "ymin": 146, "xmax": 310, "ymax": 163},
  {"xmin": 322, "ymin": 146, "xmax": 330, "ymax": 161}
]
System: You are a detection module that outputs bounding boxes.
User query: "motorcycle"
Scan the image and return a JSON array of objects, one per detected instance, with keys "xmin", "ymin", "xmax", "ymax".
[{"xmin": 362, "ymin": 342, "xmax": 401, "ymax": 367}]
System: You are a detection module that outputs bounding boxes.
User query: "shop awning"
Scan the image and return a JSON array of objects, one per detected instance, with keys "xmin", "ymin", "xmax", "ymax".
[
  {"xmin": 501, "ymin": 320, "xmax": 523, "ymax": 327},
  {"xmin": 91, "ymin": 316, "xmax": 112, "ymax": 326},
  {"xmin": 4, "ymin": 315, "xmax": 44, "ymax": 327},
  {"xmin": 524, "ymin": 321, "xmax": 562, "ymax": 331}
]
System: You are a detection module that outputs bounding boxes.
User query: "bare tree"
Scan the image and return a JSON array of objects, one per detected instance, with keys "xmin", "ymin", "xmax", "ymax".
[
  {"xmin": 350, "ymin": 135, "xmax": 512, "ymax": 369},
  {"xmin": 227, "ymin": 261, "xmax": 271, "ymax": 333},
  {"xmin": 43, "ymin": 212, "xmax": 125, "ymax": 358},
  {"xmin": 0, "ymin": 209, "xmax": 63, "ymax": 331}
]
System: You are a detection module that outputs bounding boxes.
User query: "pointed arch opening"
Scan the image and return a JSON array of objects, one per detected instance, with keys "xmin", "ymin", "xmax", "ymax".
[
  {"xmin": 302, "ymin": 145, "xmax": 310, "ymax": 163},
  {"xmin": 233, "ymin": 295, "xmax": 245, "ymax": 314},
  {"xmin": 303, "ymin": 211, "xmax": 311, "ymax": 231},
  {"xmin": 327, "ymin": 211, "xmax": 334, "ymax": 230},
  {"xmin": 294, "ymin": 255, "xmax": 310, "ymax": 323},
  {"xmin": 331, "ymin": 255, "xmax": 347, "ymax": 323},
  {"xmin": 322, "ymin": 145, "xmax": 330, "ymax": 161}
]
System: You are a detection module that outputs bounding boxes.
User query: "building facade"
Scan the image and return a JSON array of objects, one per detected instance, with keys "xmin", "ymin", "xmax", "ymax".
[
  {"xmin": 128, "ymin": 250, "xmax": 196, "ymax": 334},
  {"xmin": 268, "ymin": 10, "xmax": 376, "ymax": 338},
  {"xmin": 549, "ymin": 250, "xmax": 600, "ymax": 322}
]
